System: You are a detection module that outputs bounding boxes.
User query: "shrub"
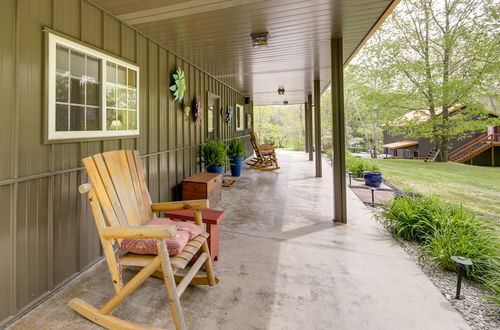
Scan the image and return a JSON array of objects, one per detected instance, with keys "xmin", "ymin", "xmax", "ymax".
[
  {"xmin": 381, "ymin": 195, "xmax": 442, "ymax": 242},
  {"xmin": 228, "ymin": 138, "xmax": 245, "ymax": 157},
  {"xmin": 381, "ymin": 194, "xmax": 500, "ymax": 308},
  {"xmin": 325, "ymin": 148, "xmax": 333, "ymax": 159},
  {"xmin": 201, "ymin": 140, "xmax": 228, "ymax": 168},
  {"xmin": 345, "ymin": 152, "xmax": 380, "ymax": 177}
]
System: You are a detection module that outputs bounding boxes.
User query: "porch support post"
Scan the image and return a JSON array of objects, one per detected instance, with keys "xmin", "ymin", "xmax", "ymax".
[
  {"xmin": 304, "ymin": 102, "xmax": 309, "ymax": 153},
  {"xmin": 314, "ymin": 80, "xmax": 322, "ymax": 177},
  {"xmin": 307, "ymin": 94, "xmax": 314, "ymax": 161},
  {"xmin": 331, "ymin": 37, "xmax": 347, "ymax": 223}
]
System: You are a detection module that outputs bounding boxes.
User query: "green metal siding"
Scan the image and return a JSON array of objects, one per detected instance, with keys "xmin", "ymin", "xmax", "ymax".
[{"xmin": 0, "ymin": 0, "xmax": 252, "ymax": 325}]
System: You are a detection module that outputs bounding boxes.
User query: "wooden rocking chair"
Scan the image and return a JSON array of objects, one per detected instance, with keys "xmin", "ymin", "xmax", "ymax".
[
  {"xmin": 246, "ymin": 131, "xmax": 280, "ymax": 171},
  {"xmin": 68, "ymin": 150, "xmax": 218, "ymax": 330}
]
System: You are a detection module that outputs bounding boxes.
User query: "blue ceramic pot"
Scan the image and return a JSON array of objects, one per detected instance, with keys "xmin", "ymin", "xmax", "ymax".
[
  {"xmin": 230, "ymin": 156, "xmax": 243, "ymax": 177},
  {"xmin": 207, "ymin": 165, "xmax": 225, "ymax": 177},
  {"xmin": 364, "ymin": 171, "xmax": 382, "ymax": 188}
]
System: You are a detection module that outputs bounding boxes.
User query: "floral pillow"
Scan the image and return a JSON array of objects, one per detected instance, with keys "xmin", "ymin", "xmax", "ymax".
[{"xmin": 120, "ymin": 218, "xmax": 202, "ymax": 256}]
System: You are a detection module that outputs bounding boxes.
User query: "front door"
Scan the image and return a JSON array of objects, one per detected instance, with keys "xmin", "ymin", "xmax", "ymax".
[{"xmin": 207, "ymin": 92, "xmax": 220, "ymax": 140}]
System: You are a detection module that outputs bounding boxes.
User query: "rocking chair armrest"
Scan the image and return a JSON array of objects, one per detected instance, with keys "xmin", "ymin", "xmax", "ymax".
[
  {"xmin": 100, "ymin": 225, "xmax": 177, "ymax": 239},
  {"xmin": 151, "ymin": 199, "xmax": 210, "ymax": 212}
]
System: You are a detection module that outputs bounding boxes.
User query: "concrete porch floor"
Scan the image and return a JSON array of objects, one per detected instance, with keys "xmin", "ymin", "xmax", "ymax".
[{"xmin": 9, "ymin": 150, "xmax": 469, "ymax": 330}]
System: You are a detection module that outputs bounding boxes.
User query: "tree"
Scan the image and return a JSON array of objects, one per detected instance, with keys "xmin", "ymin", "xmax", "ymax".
[{"xmin": 383, "ymin": 0, "xmax": 500, "ymax": 161}]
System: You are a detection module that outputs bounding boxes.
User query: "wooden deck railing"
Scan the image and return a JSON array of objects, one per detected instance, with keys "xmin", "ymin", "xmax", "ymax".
[{"xmin": 449, "ymin": 134, "xmax": 498, "ymax": 162}]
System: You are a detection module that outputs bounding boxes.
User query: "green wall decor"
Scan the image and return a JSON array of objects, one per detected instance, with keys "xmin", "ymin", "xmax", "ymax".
[{"xmin": 169, "ymin": 68, "xmax": 186, "ymax": 102}]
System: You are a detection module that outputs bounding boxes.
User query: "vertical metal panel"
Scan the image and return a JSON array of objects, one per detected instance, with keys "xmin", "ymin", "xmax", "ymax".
[
  {"xmin": 53, "ymin": 0, "xmax": 80, "ymax": 38},
  {"xmin": 167, "ymin": 52, "xmax": 176, "ymax": 150},
  {"xmin": 148, "ymin": 41, "xmax": 159, "ymax": 202},
  {"xmin": 0, "ymin": 0, "xmax": 15, "ymax": 182},
  {"xmin": 0, "ymin": 186, "xmax": 13, "ymax": 319},
  {"xmin": 17, "ymin": 0, "xmax": 52, "ymax": 177},
  {"xmin": 136, "ymin": 34, "xmax": 149, "ymax": 155}
]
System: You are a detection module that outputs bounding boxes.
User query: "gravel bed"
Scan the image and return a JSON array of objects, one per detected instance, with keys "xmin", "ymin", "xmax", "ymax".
[{"xmin": 369, "ymin": 206, "xmax": 500, "ymax": 330}]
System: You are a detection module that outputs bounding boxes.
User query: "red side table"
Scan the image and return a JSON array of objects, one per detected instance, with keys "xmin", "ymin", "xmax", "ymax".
[{"xmin": 165, "ymin": 209, "xmax": 224, "ymax": 261}]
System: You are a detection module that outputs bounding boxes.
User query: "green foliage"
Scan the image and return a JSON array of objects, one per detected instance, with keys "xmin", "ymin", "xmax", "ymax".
[
  {"xmin": 227, "ymin": 139, "xmax": 245, "ymax": 157},
  {"xmin": 169, "ymin": 68, "xmax": 186, "ymax": 102},
  {"xmin": 201, "ymin": 140, "xmax": 228, "ymax": 168},
  {"xmin": 381, "ymin": 195, "xmax": 443, "ymax": 242},
  {"xmin": 345, "ymin": 152, "xmax": 380, "ymax": 177},
  {"xmin": 324, "ymin": 148, "xmax": 333, "ymax": 159},
  {"xmin": 381, "ymin": 194, "xmax": 500, "ymax": 308}
]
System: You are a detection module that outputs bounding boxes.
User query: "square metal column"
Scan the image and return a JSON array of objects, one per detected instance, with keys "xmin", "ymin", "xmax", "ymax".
[
  {"xmin": 307, "ymin": 94, "xmax": 314, "ymax": 161},
  {"xmin": 304, "ymin": 102, "xmax": 309, "ymax": 153},
  {"xmin": 331, "ymin": 38, "xmax": 347, "ymax": 223},
  {"xmin": 314, "ymin": 80, "xmax": 322, "ymax": 177}
]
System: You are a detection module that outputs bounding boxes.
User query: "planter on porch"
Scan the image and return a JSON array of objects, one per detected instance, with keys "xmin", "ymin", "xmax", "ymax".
[{"xmin": 364, "ymin": 171, "xmax": 383, "ymax": 188}]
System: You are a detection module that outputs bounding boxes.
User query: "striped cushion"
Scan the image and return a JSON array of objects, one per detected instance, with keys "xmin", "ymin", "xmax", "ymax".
[
  {"xmin": 120, "ymin": 218, "xmax": 202, "ymax": 256},
  {"xmin": 261, "ymin": 149, "xmax": 274, "ymax": 156}
]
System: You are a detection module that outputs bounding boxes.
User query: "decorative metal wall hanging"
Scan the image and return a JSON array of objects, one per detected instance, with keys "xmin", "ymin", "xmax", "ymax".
[
  {"xmin": 192, "ymin": 98, "xmax": 202, "ymax": 123},
  {"xmin": 169, "ymin": 68, "xmax": 186, "ymax": 102},
  {"xmin": 223, "ymin": 106, "xmax": 233, "ymax": 124},
  {"xmin": 183, "ymin": 104, "xmax": 191, "ymax": 117}
]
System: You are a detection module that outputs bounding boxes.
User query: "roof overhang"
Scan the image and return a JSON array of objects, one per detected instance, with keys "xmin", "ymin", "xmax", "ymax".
[{"xmin": 91, "ymin": 0, "xmax": 400, "ymax": 105}]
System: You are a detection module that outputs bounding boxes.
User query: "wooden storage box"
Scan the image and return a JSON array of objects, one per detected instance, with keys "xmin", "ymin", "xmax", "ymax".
[{"xmin": 182, "ymin": 173, "xmax": 222, "ymax": 207}]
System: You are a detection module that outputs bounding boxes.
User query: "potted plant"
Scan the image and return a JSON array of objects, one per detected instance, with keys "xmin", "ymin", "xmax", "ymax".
[
  {"xmin": 201, "ymin": 140, "xmax": 228, "ymax": 175},
  {"xmin": 363, "ymin": 171, "xmax": 383, "ymax": 188},
  {"xmin": 228, "ymin": 138, "xmax": 245, "ymax": 177}
]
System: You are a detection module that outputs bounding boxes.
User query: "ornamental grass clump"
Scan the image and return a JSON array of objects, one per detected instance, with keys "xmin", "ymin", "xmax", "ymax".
[{"xmin": 381, "ymin": 194, "xmax": 500, "ymax": 310}]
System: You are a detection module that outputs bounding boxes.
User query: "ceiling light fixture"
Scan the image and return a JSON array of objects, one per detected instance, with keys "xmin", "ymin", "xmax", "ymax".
[
  {"xmin": 277, "ymin": 87, "xmax": 285, "ymax": 95},
  {"xmin": 251, "ymin": 32, "xmax": 269, "ymax": 47}
]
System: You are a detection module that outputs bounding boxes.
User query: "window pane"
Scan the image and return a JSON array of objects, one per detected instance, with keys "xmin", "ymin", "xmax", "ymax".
[
  {"xmin": 117, "ymin": 87, "xmax": 127, "ymax": 108},
  {"xmin": 117, "ymin": 65, "xmax": 127, "ymax": 86},
  {"xmin": 106, "ymin": 85, "xmax": 116, "ymax": 107},
  {"xmin": 208, "ymin": 106, "xmax": 214, "ymax": 132},
  {"xmin": 87, "ymin": 57, "xmax": 99, "ymax": 81},
  {"xmin": 70, "ymin": 106, "xmax": 85, "ymax": 131},
  {"xmin": 70, "ymin": 77, "xmax": 84, "ymax": 104},
  {"xmin": 128, "ymin": 69, "xmax": 137, "ymax": 88},
  {"xmin": 56, "ymin": 104, "xmax": 69, "ymax": 131},
  {"xmin": 56, "ymin": 46, "xmax": 69, "ymax": 74},
  {"xmin": 128, "ymin": 110, "xmax": 137, "ymax": 130},
  {"xmin": 56, "ymin": 74, "xmax": 69, "ymax": 102},
  {"xmin": 107, "ymin": 108, "xmax": 117, "ymax": 130},
  {"xmin": 86, "ymin": 107, "xmax": 101, "ymax": 130},
  {"xmin": 70, "ymin": 51, "xmax": 85, "ymax": 78},
  {"xmin": 106, "ymin": 63, "xmax": 116, "ymax": 83},
  {"xmin": 117, "ymin": 110, "xmax": 127, "ymax": 130},
  {"xmin": 128, "ymin": 89, "xmax": 137, "ymax": 109},
  {"xmin": 86, "ymin": 81, "xmax": 100, "ymax": 106}
]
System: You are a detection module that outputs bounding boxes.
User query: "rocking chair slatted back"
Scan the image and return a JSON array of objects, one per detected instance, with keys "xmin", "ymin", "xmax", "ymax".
[{"xmin": 82, "ymin": 150, "xmax": 154, "ymax": 227}]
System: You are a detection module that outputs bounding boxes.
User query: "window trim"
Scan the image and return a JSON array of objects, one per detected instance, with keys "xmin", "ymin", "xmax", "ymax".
[
  {"xmin": 235, "ymin": 104, "xmax": 244, "ymax": 131},
  {"xmin": 46, "ymin": 32, "xmax": 140, "ymax": 142}
]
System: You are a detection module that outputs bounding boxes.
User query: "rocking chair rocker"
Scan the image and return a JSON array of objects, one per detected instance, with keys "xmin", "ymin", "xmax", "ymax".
[{"xmin": 68, "ymin": 150, "xmax": 219, "ymax": 330}]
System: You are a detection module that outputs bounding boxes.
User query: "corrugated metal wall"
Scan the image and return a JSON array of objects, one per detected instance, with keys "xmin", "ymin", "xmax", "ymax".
[{"xmin": 0, "ymin": 0, "xmax": 253, "ymax": 323}]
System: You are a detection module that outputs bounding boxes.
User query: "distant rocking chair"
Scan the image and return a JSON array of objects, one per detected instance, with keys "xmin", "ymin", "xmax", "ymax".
[
  {"xmin": 68, "ymin": 150, "xmax": 219, "ymax": 330},
  {"xmin": 246, "ymin": 131, "xmax": 280, "ymax": 171}
]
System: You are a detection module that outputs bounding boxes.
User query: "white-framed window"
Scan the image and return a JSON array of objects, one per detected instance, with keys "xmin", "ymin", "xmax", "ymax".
[
  {"xmin": 236, "ymin": 104, "xmax": 244, "ymax": 130},
  {"xmin": 406, "ymin": 149, "xmax": 411, "ymax": 158},
  {"xmin": 47, "ymin": 32, "xmax": 139, "ymax": 141}
]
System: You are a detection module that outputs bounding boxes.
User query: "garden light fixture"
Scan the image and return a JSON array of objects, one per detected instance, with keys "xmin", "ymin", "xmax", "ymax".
[{"xmin": 451, "ymin": 256, "xmax": 473, "ymax": 299}]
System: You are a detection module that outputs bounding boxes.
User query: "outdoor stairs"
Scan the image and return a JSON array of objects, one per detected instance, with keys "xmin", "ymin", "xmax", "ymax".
[
  {"xmin": 424, "ymin": 147, "xmax": 440, "ymax": 162},
  {"xmin": 449, "ymin": 134, "xmax": 499, "ymax": 163}
]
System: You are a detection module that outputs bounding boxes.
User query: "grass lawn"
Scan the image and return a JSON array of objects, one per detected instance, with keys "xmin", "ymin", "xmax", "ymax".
[{"xmin": 371, "ymin": 159, "xmax": 500, "ymax": 222}]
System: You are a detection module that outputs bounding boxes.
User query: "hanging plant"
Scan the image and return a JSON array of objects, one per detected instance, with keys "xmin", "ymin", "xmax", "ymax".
[
  {"xmin": 169, "ymin": 68, "xmax": 186, "ymax": 102},
  {"xmin": 192, "ymin": 98, "xmax": 202, "ymax": 123}
]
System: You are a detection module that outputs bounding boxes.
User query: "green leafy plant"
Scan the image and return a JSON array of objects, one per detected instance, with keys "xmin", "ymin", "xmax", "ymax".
[
  {"xmin": 201, "ymin": 140, "xmax": 229, "ymax": 168},
  {"xmin": 381, "ymin": 194, "xmax": 500, "ymax": 309},
  {"xmin": 169, "ymin": 68, "xmax": 186, "ymax": 102},
  {"xmin": 345, "ymin": 152, "xmax": 380, "ymax": 177},
  {"xmin": 227, "ymin": 139, "xmax": 245, "ymax": 157}
]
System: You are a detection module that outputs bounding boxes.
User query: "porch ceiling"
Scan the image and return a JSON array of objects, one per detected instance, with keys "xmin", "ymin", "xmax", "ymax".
[{"xmin": 92, "ymin": 0, "xmax": 396, "ymax": 105}]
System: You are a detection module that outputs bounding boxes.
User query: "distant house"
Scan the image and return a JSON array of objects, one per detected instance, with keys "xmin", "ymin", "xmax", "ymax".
[{"xmin": 383, "ymin": 105, "xmax": 499, "ymax": 166}]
